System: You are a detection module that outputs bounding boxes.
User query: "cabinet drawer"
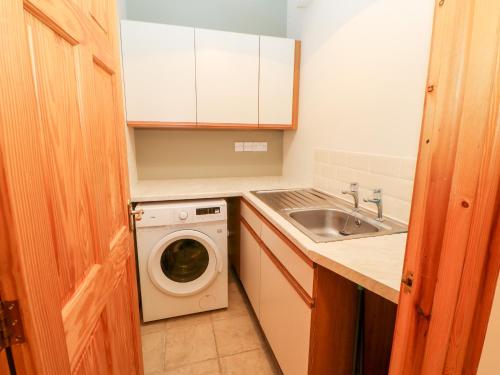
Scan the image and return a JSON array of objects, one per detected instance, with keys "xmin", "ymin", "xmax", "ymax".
[
  {"xmin": 260, "ymin": 223, "xmax": 314, "ymax": 297},
  {"xmin": 241, "ymin": 200, "xmax": 262, "ymax": 236},
  {"xmin": 260, "ymin": 250, "xmax": 311, "ymax": 375}
]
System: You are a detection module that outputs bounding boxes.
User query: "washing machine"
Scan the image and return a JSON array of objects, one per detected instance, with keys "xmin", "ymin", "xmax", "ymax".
[{"xmin": 135, "ymin": 199, "xmax": 228, "ymax": 322}]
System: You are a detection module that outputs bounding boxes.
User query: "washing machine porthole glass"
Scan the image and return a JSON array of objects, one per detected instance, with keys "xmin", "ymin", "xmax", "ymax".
[{"xmin": 160, "ymin": 239, "xmax": 210, "ymax": 283}]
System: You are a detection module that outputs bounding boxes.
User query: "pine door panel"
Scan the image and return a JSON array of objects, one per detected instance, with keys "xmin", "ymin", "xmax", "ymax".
[
  {"xmin": 92, "ymin": 61, "xmax": 129, "ymax": 240},
  {"xmin": 104, "ymin": 268, "xmax": 142, "ymax": 374},
  {"xmin": 25, "ymin": 10, "xmax": 96, "ymax": 303},
  {"xmin": 0, "ymin": 0, "xmax": 142, "ymax": 374},
  {"xmin": 89, "ymin": 0, "xmax": 110, "ymax": 35},
  {"xmin": 74, "ymin": 317, "xmax": 111, "ymax": 375}
]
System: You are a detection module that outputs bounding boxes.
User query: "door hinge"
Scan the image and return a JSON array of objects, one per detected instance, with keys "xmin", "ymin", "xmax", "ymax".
[
  {"xmin": 127, "ymin": 200, "xmax": 144, "ymax": 231},
  {"xmin": 0, "ymin": 300, "xmax": 25, "ymax": 352},
  {"xmin": 401, "ymin": 272, "xmax": 414, "ymax": 293}
]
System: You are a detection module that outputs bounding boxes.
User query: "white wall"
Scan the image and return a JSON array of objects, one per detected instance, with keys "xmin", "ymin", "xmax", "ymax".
[
  {"xmin": 125, "ymin": 0, "xmax": 287, "ymax": 37},
  {"xmin": 116, "ymin": 0, "xmax": 127, "ymax": 19},
  {"xmin": 283, "ymin": 0, "xmax": 435, "ymax": 183}
]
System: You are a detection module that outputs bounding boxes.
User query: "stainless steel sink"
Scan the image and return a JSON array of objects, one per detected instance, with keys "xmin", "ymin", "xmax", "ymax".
[{"xmin": 251, "ymin": 189, "xmax": 407, "ymax": 243}]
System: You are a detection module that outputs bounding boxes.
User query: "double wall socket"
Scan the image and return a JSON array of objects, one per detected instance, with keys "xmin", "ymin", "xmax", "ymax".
[{"xmin": 234, "ymin": 142, "xmax": 268, "ymax": 152}]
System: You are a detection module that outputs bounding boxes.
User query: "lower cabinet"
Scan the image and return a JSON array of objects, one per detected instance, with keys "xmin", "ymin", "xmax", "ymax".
[
  {"xmin": 240, "ymin": 206, "xmax": 312, "ymax": 375},
  {"xmin": 260, "ymin": 249, "xmax": 311, "ymax": 375},
  {"xmin": 239, "ymin": 223, "xmax": 261, "ymax": 317},
  {"xmin": 239, "ymin": 199, "xmax": 397, "ymax": 375}
]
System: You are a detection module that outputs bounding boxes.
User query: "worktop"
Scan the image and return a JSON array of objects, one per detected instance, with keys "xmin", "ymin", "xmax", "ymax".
[
  {"xmin": 131, "ymin": 177, "xmax": 407, "ymax": 303},
  {"xmin": 131, "ymin": 176, "xmax": 308, "ymax": 202}
]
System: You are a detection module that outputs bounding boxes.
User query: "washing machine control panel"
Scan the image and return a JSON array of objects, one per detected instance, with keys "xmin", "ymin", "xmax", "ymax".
[
  {"xmin": 172, "ymin": 206, "xmax": 225, "ymax": 224},
  {"xmin": 135, "ymin": 199, "xmax": 227, "ymax": 227},
  {"xmin": 196, "ymin": 207, "xmax": 221, "ymax": 216}
]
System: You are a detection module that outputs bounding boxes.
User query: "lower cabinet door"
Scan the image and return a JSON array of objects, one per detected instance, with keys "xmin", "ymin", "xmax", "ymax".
[
  {"xmin": 260, "ymin": 250, "xmax": 311, "ymax": 375},
  {"xmin": 240, "ymin": 223, "xmax": 261, "ymax": 317}
]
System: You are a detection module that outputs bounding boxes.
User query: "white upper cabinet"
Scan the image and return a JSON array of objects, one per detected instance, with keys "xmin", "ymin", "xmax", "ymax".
[
  {"xmin": 120, "ymin": 21, "xmax": 300, "ymax": 129},
  {"xmin": 259, "ymin": 36, "xmax": 296, "ymax": 126},
  {"xmin": 195, "ymin": 28, "xmax": 259, "ymax": 125},
  {"xmin": 120, "ymin": 21, "xmax": 197, "ymax": 123}
]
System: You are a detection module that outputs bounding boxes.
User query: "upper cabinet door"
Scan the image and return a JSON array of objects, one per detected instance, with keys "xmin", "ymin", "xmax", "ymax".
[
  {"xmin": 121, "ymin": 21, "xmax": 197, "ymax": 124},
  {"xmin": 195, "ymin": 28, "xmax": 259, "ymax": 125},
  {"xmin": 259, "ymin": 36, "xmax": 296, "ymax": 127}
]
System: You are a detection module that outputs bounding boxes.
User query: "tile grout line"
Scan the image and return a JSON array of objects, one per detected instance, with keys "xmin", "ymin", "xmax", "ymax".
[
  {"xmin": 210, "ymin": 318, "xmax": 224, "ymax": 374},
  {"xmin": 162, "ymin": 356, "xmax": 220, "ymax": 373},
  {"xmin": 161, "ymin": 330, "xmax": 167, "ymax": 373},
  {"xmin": 218, "ymin": 347, "xmax": 264, "ymax": 359}
]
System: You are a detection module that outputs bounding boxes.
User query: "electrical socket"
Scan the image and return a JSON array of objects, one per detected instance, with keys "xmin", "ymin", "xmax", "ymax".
[
  {"xmin": 243, "ymin": 142, "xmax": 253, "ymax": 151},
  {"xmin": 254, "ymin": 142, "xmax": 268, "ymax": 152},
  {"xmin": 234, "ymin": 142, "xmax": 244, "ymax": 152},
  {"xmin": 236, "ymin": 142, "xmax": 269, "ymax": 152}
]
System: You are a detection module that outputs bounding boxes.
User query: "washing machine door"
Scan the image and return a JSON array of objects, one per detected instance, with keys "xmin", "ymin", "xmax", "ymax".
[{"xmin": 148, "ymin": 229, "xmax": 223, "ymax": 296}]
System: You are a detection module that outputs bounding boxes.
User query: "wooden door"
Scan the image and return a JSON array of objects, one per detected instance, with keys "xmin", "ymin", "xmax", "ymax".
[
  {"xmin": 390, "ymin": 0, "xmax": 500, "ymax": 373},
  {"xmin": 121, "ymin": 20, "xmax": 197, "ymax": 127},
  {"xmin": 195, "ymin": 28, "xmax": 259, "ymax": 126},
  {"xmin": 0, "ymin": 1, "xmax": 143, "ymax": 374}
]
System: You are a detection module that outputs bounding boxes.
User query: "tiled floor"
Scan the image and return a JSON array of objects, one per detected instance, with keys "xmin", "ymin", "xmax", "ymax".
[{"xmin": 140, "ymin": 271, "xmax": 282, "ymax": 375}]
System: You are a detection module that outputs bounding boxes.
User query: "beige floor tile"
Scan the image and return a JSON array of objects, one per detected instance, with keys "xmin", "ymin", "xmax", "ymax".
[
  {"xmin": 141, "ymin": 320, "xmax": 167, "ymax": 336},
  {"xmin": 142, "ymin": 271, "xmax": 280, "ymax": 375},
  {"xmin": 220, "ymin": 349, "xmax": 279, "ymax": 375},
  {"xmin": 165, "ymin": 310, "xmax": 212, "ymax": 330},
  {"xmin": 212, "ymin": 315, "xmax": 262, "ymax": 356},
  {"xmin": 163, "ymin": 359, "xmax": 221, "ymax": 375},
  {"xmin": 142, "ymin": 331, "xmax": 165, "ymax": 374},
  {"xmin": 211, "ymin": 283, "xmax": 250, "ymax": 321},
  {"xmin": 165, "ymin": 322, "xmax": 218, "ymax": 369}
]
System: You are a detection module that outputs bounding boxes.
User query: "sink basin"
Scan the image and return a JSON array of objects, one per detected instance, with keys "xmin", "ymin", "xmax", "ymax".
[
  {"xmin": 251, "ymin": 189, "xmax": 407, "ymax": 243},
  {"xmin": 288, "ymin": 208, "xmax": 380, "ymax": 240}
]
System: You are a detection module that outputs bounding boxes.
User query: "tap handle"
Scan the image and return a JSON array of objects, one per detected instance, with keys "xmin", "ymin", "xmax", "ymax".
[
  {"xmin": 342, "ymin": 182, "xmax": 359, "ymax": 194},
  {"xmin": 373, "ymin": 188, "xmax": 382, "ymax": 200},
  {"xmin": 363, "ymin": 188, "xmax": 382, "ymax": 202}
]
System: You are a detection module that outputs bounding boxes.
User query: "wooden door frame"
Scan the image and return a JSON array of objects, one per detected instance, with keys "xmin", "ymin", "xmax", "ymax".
[{"xmin": 390, "ymin": 0, "xmax": 500, "ymax": 373}]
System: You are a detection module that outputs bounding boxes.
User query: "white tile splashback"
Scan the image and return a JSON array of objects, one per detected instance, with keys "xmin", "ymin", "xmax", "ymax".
[{"xmin": 313, "ymin": 149, "xmax": 416, "ymax": 223}]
